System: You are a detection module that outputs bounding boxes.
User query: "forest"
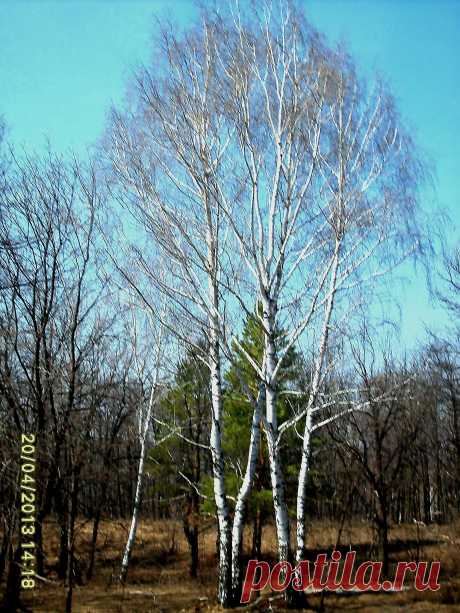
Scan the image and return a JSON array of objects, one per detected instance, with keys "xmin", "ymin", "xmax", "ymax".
[{"xmin": 0, "ymin": 1, "xmax": 459, "ymax": 611}]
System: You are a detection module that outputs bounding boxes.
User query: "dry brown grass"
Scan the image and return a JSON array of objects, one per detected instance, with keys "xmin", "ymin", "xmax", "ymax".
[{"xmin": 1, "ymin": 517, "xmax": 459, "ymax": 611}]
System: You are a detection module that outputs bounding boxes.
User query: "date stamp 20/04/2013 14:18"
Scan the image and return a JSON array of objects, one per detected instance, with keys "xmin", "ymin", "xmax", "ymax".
[{"xmin": 19, "ymin": 433, "xmax": 37, "ymax": 591}]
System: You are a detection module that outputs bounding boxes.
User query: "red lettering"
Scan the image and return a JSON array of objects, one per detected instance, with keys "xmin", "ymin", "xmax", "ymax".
[
  {"xmin": 292, "ymin": 560, "xmax": 311, "ymax": 591},
  {"xmin": 393, "ymin": 561, "xmax": 417, "ymax": 591},
  {"xmin": 414, "ymin": 561, "xmax": 441, "ymax": 591},
  {"xmin": 270, "ymin": 561, "xmax": 293, "ymax": 591},
  {"xmin": 240, "ymin": 560, "xmax": 270, "ymax": 604},
  {"xmin": 312, "ymin": 553, "xmax": 328, "ymax": 590},
  {"xmin": 354, "ymin": 561, "xmax": 382, "ymax": 591},
  {"xmin": 325, "ymin": 550, "xmax": 342, "ymax": 590},
  {"xmin": 340, "ymin": 551, "xmax": 357, "ymax": 590}
]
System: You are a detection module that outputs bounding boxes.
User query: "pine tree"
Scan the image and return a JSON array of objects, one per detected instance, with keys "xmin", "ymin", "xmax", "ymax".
[
  {"xmin": 224, "ymin": 307, "xmax": 304, "ymax": 557},
  {"xmin": 148, "ymin": 342, "xmax": 211, "ymax": 577}
]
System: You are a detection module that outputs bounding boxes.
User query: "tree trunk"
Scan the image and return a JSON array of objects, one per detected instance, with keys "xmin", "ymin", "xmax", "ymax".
[
  {"xmin": 87, "ymin": 508, "xmax": 101, "ymax": 581},
  {"xmin": 209, "ymin": 339, "xmax": 232, "ymax": 607},
  {"xmin": 57, "ymin": 503, "xmax": 69, "ymax": 581},
  {"xmin": 296, "ymin": 245, "xmax": 339, "ymax": 566},
  {"xmin": 377, "ymin": 516, "xmax": 389, "ymax": 578},
  {"xmin": 119, "ymin": 445, "xmax": 145, "ymax": 582},
  {"xmin": 183, "ymin": 491, "xmax": 200, "ymax": 578},
  {"xmin": 251, "ymin": 509, "xmax": 263, "ymax": 559},
  {"xmin": 296, "ymin": 411, "xmax": 313, "ymax": 563},
  {"xmin": 65, "ymin": 476, "xmax": 75, "ymax": 612},
  {"xmin": 119, "ymin": 436, "xmax": 147, "ymax": 582},
  {"xmin": 0, "ymin": 535, "xmax": 8, "ymax": 585},
  {"xmin": 261, "ymin": 295, "xmax": 295, "ymax": 605},
  {"xmin": 88, "ymin": 460, "xmax": 112, "ymax": 581},
  {"xmin": 0, "ymin": 514, "xmax": 16, "ymax": 585},
  {"xmin": 0, "ymin": 546, "xmax": 22, "ymax": 613},
  {"xmin": 183, "ymin": 516, "xmax": 199, "ymax": 578},
  {"xmin": 231, "ymin": 385, "xmax": 264, "ymax": 603},
  {"xmin": 266, "ymin": 425, "xmax": 291, "ymax": 564},
  {"xmin": 119, "ymin": 384, "xmax": 156, "ymax": 583},
  {"xmin": 376, "ymin": 489, "xmax": 390, "ymax": 578}
]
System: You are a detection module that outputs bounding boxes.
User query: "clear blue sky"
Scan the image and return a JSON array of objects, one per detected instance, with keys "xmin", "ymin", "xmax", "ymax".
[{"xmin": 1, "ymin": 0, "xmax": 458, "ymax": 352}]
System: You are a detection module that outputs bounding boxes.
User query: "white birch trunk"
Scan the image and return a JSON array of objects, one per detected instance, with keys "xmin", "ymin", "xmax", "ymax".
[
  {"xmin": 296, "ymin": 246, "xmax": 340, "ymax": 563},
  {"xmin": 119, "ymin": 383, "xmax": 156, "ymax": 583},
  {"xmin": 295, "ymin": 409, "xmax": 313, "ymax": 562},
  {"xmin": 231, "ymin": 384, "xmax": 265, "ymax": 600},
  {"xmin": 262, "ymin": 295, "xmax": 292, "ymax": 564},
  {"xmin": 209, "ymin": 328, "xmax": 232, "ymax": 606},
  {"xmin": 266, "ymin": 424, "xmax": 291, "ymax": 562},
  {"xmin": 203, "ymin": 186, "xmax": 233, "ymax": 604}
]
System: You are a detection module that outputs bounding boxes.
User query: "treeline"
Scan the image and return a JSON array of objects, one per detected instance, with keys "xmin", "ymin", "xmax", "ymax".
[
  {"xmin": 0, "ymin": 1, "xmax": 459, "ymax": 610},
  {"xmin": 0, "ymin": 179, "xmax": 458, "ymax": 587}
]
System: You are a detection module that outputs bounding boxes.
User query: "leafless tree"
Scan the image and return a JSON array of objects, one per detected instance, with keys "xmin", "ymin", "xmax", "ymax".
[
  {"xmin": 103, "ymin": 0, "xmax": 429, "ymax": 604},
  {"xmin": 328, "ymin": 333, "xmax": 421, "ymax": 576},
  {"xmin": 118, "ymin": 304, "xmax": 168, "ymax": 583},
  {"xmin": 209, "ymin": 3, "xmax": 427, "ymax": 576},
  {"xmin": 422, "ymin": 341, "xmax": 460, "ymax": 515},
  {"xmin": 0, "ymin": 148, "xmax": 112, "ymax": 612},
  {"xmin": 103, "ymin": 12, "xmax": 265, "ymax": 604}
]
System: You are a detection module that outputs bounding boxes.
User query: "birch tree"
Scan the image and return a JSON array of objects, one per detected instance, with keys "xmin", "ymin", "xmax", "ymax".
[
  {"xmin": 205, "ymin": 2, "xmax": 428, "ymax": 575},
  {"xmin": 119, "ymin": 307, "xmax": 167, "ymax": 583},
  {"xmin": 104, "ymin": 18, "xmax": 266, "ymax": 606},
  {"xmin": 104, "ymin": 0, "xmax": 428, "ymax": 604}
]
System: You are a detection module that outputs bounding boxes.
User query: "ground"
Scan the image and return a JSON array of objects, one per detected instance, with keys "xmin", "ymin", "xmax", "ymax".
[{"xmin": 2, "ymin": 517, "xmax": 460, "ymax": 612}]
